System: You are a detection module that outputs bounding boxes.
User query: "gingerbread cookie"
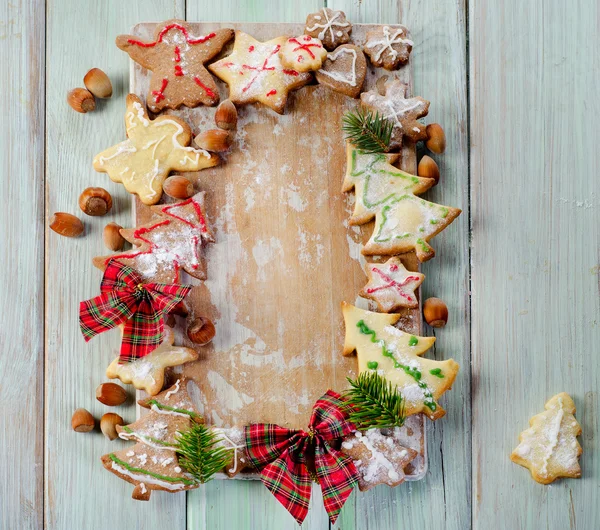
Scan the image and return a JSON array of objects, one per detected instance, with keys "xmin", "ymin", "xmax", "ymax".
[
  {"xmin": 305, "ymin": 8, "xmax": 352, "ymax": 51},
  {"xmin": 106, "ymin": 328, "xmax": 198, "ymax": 396},
  {"xmin": 511, "ymin": 393, "xmax": 582, "ymax": 484},
  {"xmin": 341, "ymin": 429, "xmax": 418, "ymax": 491},
  {"xmin": 343, "ymin": 143, "xmax": 461, "ymax": 260},
  {"xmin": 361, "ymin": 79, "xmax": 429, "ymax": 149},
  {"xmin": 279, "ymin": 35, "xmax": 326, "ymax": 72},
  {"xmin": 212, "ymin": 427, "xmax": 250, "ymax": 477},
  {"xmin": 363, "ymin": 25, "xmax": 413, "ymax": 70},
  {"xmin": 209, "ymin": 32, "xmax": 312, "ymax": 114},
  {"xmin": 360, "ymin": 257, "xmax": 425, "ymax": 312},
  {"xmin": 342, "ymin": 302, "xmax": 459, "ymax": 420},
  {"xmin": 116, "ymin": 20, "xmax": 234, "ymax": 112},
  {"xmin": 93, "ymin": 191, "xmax": 213, "ymax": 284},
  {"xmin": 139, "ymin": 377, "xmax": 203, "ymax": 423},
  {"xmin": 315, "ymin": 44, "xmax": 366, "ymax": 98},
  {"xmin": 93, "ymin": 94, "xmax": 218, "ymax": 205}
]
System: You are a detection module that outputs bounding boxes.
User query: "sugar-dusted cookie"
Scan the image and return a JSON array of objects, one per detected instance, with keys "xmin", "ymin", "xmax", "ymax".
[
  {"xmin": 343, "ymin": 143, "xmax": 461, "ymax": 260},
  {"xmin": 511, "ymin": 393, "xmax": 582, "ymax": 485},
  {"xmin": 361, "ymin": 79, "xmax": 429, "ymax": 150},
  {"xmin": 363, "ymin": 25, "xmax": 413, "ymax": 70},
  {"xmin": 106, "ymin": 328, "xmax": 198, "ymax": 396},
  {"xmin": 279, "ymin": 35, "xmax": 327, "ymax": 72},
  {"xmin": 341, "ymin": 429, "xmax": 417, "ymax": 491},
  {"xmin": 209, "ymin": 32, "xmax": 312, "ymax": 114},
  {"xmin": 305, "ymin": 7, "xmax": 352, "ymax": 51},
  {"xmin": 342, "ymin": 302, "xmax": 459, "ymax": 420},
  {"xmin": 360, "ymin": 257, "xmax": 425, "ymax": 312},
  {"xmin": 93, "ymin": 95, "xmax": 218, "ymax": 205},
  {"xmin": 116, "ymin": 20, "xmax": 233, "ymax": 112},
  {"xmin": 212, "ymin": 427, "xmax": 250, "ymax": 477},
  {"xmin": 315, "ymin": 44, "xmax": 366, "ymax": 98},
  {"xmin": 93, "ymin": 191, "xmax": 214, "ymax": 283},
  {"xmin": 139, "ymin": 377, "xmax": 204, "ymax": 423}
]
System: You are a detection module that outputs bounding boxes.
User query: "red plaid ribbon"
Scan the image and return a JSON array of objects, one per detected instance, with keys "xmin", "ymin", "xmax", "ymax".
[
  {"xmin": 245, "ymin": 390, "xmax": 358, "ymax": 525},
  {"xmin": 79, "ymin": 260, "xmax": 191, "ymax": 362}
]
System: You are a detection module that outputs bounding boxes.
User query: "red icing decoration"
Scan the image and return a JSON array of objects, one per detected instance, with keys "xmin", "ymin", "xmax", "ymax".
[
  {"xmin": 174, "ymin": 65, "xmax": 184, "ymax": 76},
  {"xmin": 239, "ymin": 45, "xmax": 280, "ymax": 93},
  {"xmin": 248, "ymin": 45, "xmax": 255, "ymax": 52},
  {"xmin": 193, "ymin": 76, "xmax": 216, "ymax": 98},
  {"xmin": 174, "ymin": 46, "xmax": 181, "ymax": 62},
  {"xmin": 152, "ymin": 78, "xmax": 169, "ymax": 103},
  {"xmin": 266, "ymin": 89, "xmax": 277, "ymax": 97},
  {"xmin": 365, "ymin": 267, "xmax": 421, "ymax": 303},
  {"xmin": 126, "ymin": 24, "xmax": 216, "ymax": 47},
  {"xmin": 390, "ymin": 264, "xmax": 399, "ymax": 272},
  {"xmin": 288, "ymin": 37, "xmax": 321, "ymax": 60},
  {"xmin": 282, "ymin": 69, "xmax": 299, "ymax": 77}
]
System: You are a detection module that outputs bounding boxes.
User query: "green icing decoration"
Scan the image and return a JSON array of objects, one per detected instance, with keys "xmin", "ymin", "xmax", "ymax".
[
  {"xmin": 109, "ymin": 454, "xmax": 196, "ymax": 485},
  {"xmin": 367, "ymin": 361, "xmax": 379, "ymax": 370},
  {"xmin": 408, "ymin": 335, "xmax": 419, "ymax": 346},
  {"xmin": 147, "ymin": 400, "xmax": 199, "ymax": 419},
  {"xmin": 430, "ymin": 368, "xmax": 444, "ymax": 378},
  {"xmin": 121, "ymin": 426, "xmax": 176, "ymax": 448},
  {"xmin": 416, "ymin": 238, "xmax": 430, "ymax": 253}
]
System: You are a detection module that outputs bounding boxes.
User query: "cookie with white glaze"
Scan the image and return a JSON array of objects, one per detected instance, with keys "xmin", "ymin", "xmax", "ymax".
[
  {"xmin": 363, "ymin": 25, "xmax": 413, "ymax": 70},
  {"xmin": 315, "ymin": 44, "xmax": 366, "ymax": 98},
  {"xmin": 305, "ymin": 7, "xmax": 352, "ymax": 51}
]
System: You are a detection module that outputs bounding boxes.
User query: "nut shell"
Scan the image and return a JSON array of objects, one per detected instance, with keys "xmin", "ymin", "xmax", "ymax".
[
  {"xmin": 71, "ymin": 408, "xmax": 95, "ymax": 432},
  {"xmin": 67, "ymin": 87, "xmax": 96, "ymax": 113},
  {"xmin": 417, "ymin": 155, "xmax": 440, "ymax": 185},
  {"xmin": 187, "ymin": 317, "xmax": 216, "ymax": 345},
  {"xmin": 50, "ymin": 212, "xmax": 84, "ymax": 237},
  {"xmin": 79, "ymin": 187, "xmax": 113, "ymax": 216},
  {"xmin": 84, "ymin": 68, "xmax": 113, "ymax": 98},
  {"xmin": 423, "ymin": 297, "xmax": 449, "ymax": 328},
  {"xmin": 103, "ymin": 222, "xmax": 125, "ymax": 251},
  {"xmin": 214, "ymin": 99, "xmax": 237, "ymax": 130},
  {"xmin": 194, "ymin": 129, "xmax": 232, "ymax": 152},
  {"xmin": 163, "ymin": 175, "xmax": 194, "ymax": 200},
  {"xmin": 425, "ymin": 124, "xmax": 446, "ymax": 154},
  {"xmin": 96, "ymin": 382, "xmax": 127, "ymax": 406},
  {"xmin": 100, "ymin": 412, "xmax": 124, "ymax": 440}
]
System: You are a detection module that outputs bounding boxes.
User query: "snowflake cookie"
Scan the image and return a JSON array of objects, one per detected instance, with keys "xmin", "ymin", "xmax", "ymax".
[
  {"xmin": 305, "ymin": 7, "xmax": 352, "ymax": 51},
  {"xmin": 363, "ymin": 25, "xmax": 413, "ymax": 70}
]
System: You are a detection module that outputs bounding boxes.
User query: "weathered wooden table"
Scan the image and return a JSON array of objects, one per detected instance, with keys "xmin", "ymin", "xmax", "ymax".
[{"xmin": 1, "ymin": 1, "xmax": 598, "ymax": 529}]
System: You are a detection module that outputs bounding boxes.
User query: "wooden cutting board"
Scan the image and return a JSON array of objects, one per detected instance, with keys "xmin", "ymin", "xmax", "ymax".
[{"xmin": 130, "ymin": 21, "xmax": 426, "ymax": 479}]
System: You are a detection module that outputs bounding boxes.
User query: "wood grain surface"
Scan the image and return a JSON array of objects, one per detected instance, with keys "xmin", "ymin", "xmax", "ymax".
[{"xmin": 2, "ymin": 0, "xmax": 598, "ymax": 529}]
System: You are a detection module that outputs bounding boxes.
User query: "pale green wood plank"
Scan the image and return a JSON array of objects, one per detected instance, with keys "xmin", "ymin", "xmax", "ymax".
[
  {"xmin": 183, "ymin": 3, "xmax": 331, "ymax": 529},
  {"xmin": 44, "ymin": 1, "xmax": 188, "ymax": 528},
  {"xmin": 0, "ymin": 0, "xmax": 45, "ymax": 528},
  {"xmin": 331, "ymin": 1, "xmax": 470, "ymax": 529},
  {"xmin": 470, "ymin": 1, "xmax": 599, "ymax": 529}
]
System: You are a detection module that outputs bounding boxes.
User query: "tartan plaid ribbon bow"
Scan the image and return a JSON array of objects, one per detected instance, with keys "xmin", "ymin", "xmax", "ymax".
[
  {"xmin": 79, "ymin": 260, "xmax": 192, "ymax": 362},
  {"xmin": 245, "ymin": 390, "xmax": 358, "ymax": 525}
]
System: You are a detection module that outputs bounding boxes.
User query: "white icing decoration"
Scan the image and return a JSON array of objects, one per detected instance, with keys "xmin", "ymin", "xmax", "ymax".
[
  {"xmin": 174, "ymin": 466, "xmax": 182, "ymax": 473},
  {"xmin": 306, "ymin": 8, "xmax": 349, "ymax": 43},
  {"xmin": 98, "ymin": 142, "xmax": 137, "ymax": 165},
  {"xmin": 319, "ymin": 47, "xmax": 358, "ymax": 87},
  {"xmin": 366, "ymin": 26, "xmax": 413, "ymax": 62},
  {"xmin": 110, "ymin": 461, "xmax": 188, "ymax": 491},
  {"xmin": 154, "ymin": 119, "xmax": 211, "ymax": 159},
  {"xmin": 213, "ymin": 428, "xmax": 246, "ymax": 474},
  {"xmin": 165, "ymin": 378, "xmax": 181, "ymax": 400},
  {"xmin": 161, "ymin": 457, "xmax": 174, "ymax": 467},
  {"xmin": 140, "ymin": 482, "xmax": 147, "ymax": 494},
  {"xmin": 540, "ymin": 397, "xmax": 564, "ymax": 476},
  {"xmin": 118, "ymin": 430, "xmax": 178, "ymax": 452}
]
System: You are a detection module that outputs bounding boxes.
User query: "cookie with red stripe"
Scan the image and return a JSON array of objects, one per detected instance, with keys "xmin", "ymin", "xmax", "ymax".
[
  {"xmin": 279, "ymin": 35, "xmax": 327, "ymax": 72},
  {"xmin": 209, "ymin": 31, "xmax": 312, "ymax": 114},
  {"xmin": 116, "ymin": 20, "xmax": 233, "ymax": 112}
]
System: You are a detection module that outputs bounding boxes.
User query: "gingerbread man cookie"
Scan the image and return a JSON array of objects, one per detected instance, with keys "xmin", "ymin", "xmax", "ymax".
[
  {"xmin": 363, "ymin": 25, "xmax": 413, "ymax": 70},
  {"xmin": 305, "ymin": 7, "xmax": 352, "ymax": 51},
  {"xmin": 93, "ymin": 95, "xmax": 218, "ymax": 205},
  {"xmin": 341, "ymin": 429, "xmax": 418, "ymax": 491},
  {"xmin": 106, "ymin": 328, "xmax": 198, "ymax": 396},
  {"xmin": 315, "ymin": 44, "xmax": 367, "ymax": 98},
  {"xmin": 360, "ymin": 257, "xmax": 425, "ymax": 312},
  {"xmin": 279, "ymin": 35, "xmax": 327, "ymax": 72},
  {"xmin": 361, "ymin": 79, "xmax": 430, "ymax": 150},
  {"xmin": 209, "ymin": 31, "xmax": 312, "ymax": 114},
  {"xmin": 116, "ymin": 20, "xmax": 234, "ymax": 112},
  {"xmin": 511, "ymin": 393, "xmax": 582, "ymax": 484}
]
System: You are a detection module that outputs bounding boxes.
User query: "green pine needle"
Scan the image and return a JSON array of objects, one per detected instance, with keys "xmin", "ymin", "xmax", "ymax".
[
  {"xmin": 175, "ymin": 423, "xmax": 232, "ymax": 484},
  {"xmin": 343, "ymin": 371, "xmax": 406, "ymax": 429},
  {"xmin": 342, "ymin": 108, "xmax": 393, "ymax": 153}
]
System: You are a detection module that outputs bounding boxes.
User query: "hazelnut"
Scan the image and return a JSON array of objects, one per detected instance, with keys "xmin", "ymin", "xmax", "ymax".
[
  {"xmin": 425, "ymin": 124, "xmax": 446, "ymax": 154},
  {"xmin": 187, "ymin": 317, "xmax": 216, "ymax": 345},
  {"xmin": 214, "ymin": 99, "xmax": 237, "ymax": 130},
  {"xmin": 194, "ymin": 129, "xmax": 232, "ymax": 152},
  {"xmin": 100, "ymin": 412, "xmax": 124, "ymax": 440},
  {"xmin": 79, "ymin": 187, "xmax": 113, "ymax": 216},
  {"xmin": 50, "ymin": 212, "xmax": 84, "ymax": 237},
  {"xmin": 71, "ymin": 408, "xmax": 95, "ymax": 432},
  {"xmin": 103, "ymin": 222, "xmax": 125, "ymax": 251},
  {"xmin": 67, "ymin": 87, "xmax": 96, "ymax": 113},
  {"xmin": 83, "ymin": 68, "xmax": 112, "ymax": 99},
  {"xmin": 96, "ymin": 382, "xmax": 127, "ymax": 406},
  {"xmin": 417, "ymin": 155, "xmax": 440, "ymax": 185},
  {"xmin": 423, "ymin": 297, "xmax": 449, "ymax": 328},
  {"xmin": 163, "ymin": 175, "xmax": 194, "ymax": 200}
]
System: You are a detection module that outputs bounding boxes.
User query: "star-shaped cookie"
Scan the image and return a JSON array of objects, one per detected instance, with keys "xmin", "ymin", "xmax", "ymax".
[
  {"xmin": 209, "ymin": 31, "xmax": 312, "ymax": 114},
  {"xmin": 93, "ymin": 94, "xmax": 218, "ymax": 205},
  {"xmin": 116, "ymin": 20, "xmax": 234, "ymax": 112},
  {"xmin": 360, "ymin": 257, "xmax": 425, "ymax": 312},
  {"xmin": 363, "ymin": 25, "xmax": 413, "ymax": 70},
  {"xmin": 341, "ymin": 429, "xmax": 418, "ymax": 491},
  {"xmin": 106, "ymin": 328, "xmax": 198, "ymax": 396},
  {"xmin": 361, "ymin": 80, "xmax": 429, "ymax": 150}
]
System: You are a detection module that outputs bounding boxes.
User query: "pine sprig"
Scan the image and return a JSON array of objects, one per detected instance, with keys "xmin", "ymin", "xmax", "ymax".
[
  {"xmin": 342, "ymin": 108, "xmax": 393, "ymax": 153},
  {"xmin": 175, "ymin": 423, "xmax": 232, "ymax": 484},
  {"xmin": 343, "ymin": 371, "xmax": 406, "ymax": 429}
]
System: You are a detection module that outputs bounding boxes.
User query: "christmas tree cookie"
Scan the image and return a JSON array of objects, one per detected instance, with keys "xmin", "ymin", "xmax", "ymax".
[
  {"xmin": 342, "ymin": 302, "xmax": 459, "ymax": 420},
  {"xmin": 343, "ymin": 143, "xmax": 461, "ymax": 261},
  {"xmin": 510, "ymin": 393, "xmax": 582, "ymax": 484},
  {"xmin": 93, "ymin": 191, "xmax": 213, "ymax": 283},
  {"xmin": 93, "ymin": 94, "xmax": 218, "ymax": 205},
  {"xmin": 209, "ymin": 31, "xmax": 312, "ymax": 114}
]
